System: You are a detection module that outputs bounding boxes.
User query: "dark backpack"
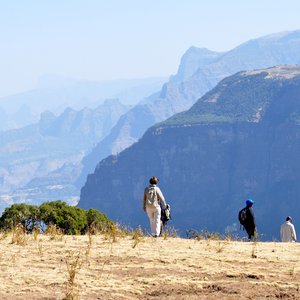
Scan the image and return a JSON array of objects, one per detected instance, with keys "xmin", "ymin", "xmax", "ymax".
[
  {"xmin": 238, "ymin": 207, "xmax": 247, "ymax": 226},
  {"xmin": 161, "ymin": 204, "xmax": 171, "ymax": 225}
]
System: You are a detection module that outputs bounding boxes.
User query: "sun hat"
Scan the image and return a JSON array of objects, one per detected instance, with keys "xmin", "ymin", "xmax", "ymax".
[{"xmin": 149, "ymin": 176, "xmax": 159, "ymax": 184}]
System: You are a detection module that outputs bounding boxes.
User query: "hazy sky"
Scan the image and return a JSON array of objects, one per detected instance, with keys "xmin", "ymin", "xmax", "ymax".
[{"xmin": 1, "ymin": 0, "xmax": 300, "ymax": 97}]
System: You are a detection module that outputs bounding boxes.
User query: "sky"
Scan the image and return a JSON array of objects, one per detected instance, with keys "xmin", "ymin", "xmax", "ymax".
[{"xmin": 1, "ymin": 0, "xmax": 300, "ymax": 98}]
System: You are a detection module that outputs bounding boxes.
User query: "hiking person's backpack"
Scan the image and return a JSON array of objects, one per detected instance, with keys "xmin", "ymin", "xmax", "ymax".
[
  {"xmin": 238, "ymin": 207, "xmax": 247, "ymax": 227},
  {"xmin": 145, "ymin": 186, "xmax": 158, "ymax": 206}
]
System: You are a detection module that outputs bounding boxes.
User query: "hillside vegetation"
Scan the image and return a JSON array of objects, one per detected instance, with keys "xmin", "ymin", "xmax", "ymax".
[
  {"xmin": 0, "ymin": 233, "xmax": 299, "ymax": 299},
  {"xmin": 160, "ymin": 66, "xmax": 300, "ymax": 126}
]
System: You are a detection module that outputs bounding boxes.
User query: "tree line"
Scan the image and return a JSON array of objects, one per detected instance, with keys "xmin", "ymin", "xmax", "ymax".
[{"xmin": 0, "ymin": 201, "xmax": 113, "ymax": 234}]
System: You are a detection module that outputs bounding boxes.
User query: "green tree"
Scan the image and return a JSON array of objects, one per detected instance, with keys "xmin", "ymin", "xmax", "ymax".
[
  {"xmin": 39, "ymin": 201, "xmax": 87, "ymax": 234},
  {"xmin": 86, "ymin": 208, "xmax": 113, "ymax": 232},
  {"xmin": 0, "ymin": 203, "xmax": 39, "ymax": 231},
  {"xmin": 0, "ymin": 201, "xmax": 113, "ymax": 235}
]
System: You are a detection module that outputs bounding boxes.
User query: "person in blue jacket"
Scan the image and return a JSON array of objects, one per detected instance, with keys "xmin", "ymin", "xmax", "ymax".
[{"xmin": 243, "ymin": 199, "xmax": 257, "ymax": 241}]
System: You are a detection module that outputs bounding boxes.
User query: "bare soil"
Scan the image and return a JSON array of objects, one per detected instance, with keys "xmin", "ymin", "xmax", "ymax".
[{"xmin": 0, "ymin": 233, "xmax": 299, "ymax": 299}]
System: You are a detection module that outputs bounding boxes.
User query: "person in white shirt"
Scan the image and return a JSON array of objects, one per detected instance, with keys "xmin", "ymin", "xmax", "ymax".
[
  {"xmin": 142, "ymin": 176, "xmax": 167, "ymax": 237},
  {"xmin": 280, "ymin": 216, "xmax": 297, "ymax": 242}
]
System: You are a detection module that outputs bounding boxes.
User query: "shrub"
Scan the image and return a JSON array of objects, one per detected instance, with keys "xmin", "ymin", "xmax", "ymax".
[
  {"xmin": 0, "ymin": 203, "xmax": 39, "ymax": 232},
  {"xmin": 39, "ymin": 201, "xmax": 86, "ymax": 234},
  {"xmin": 0, "ymin": 201, "xmax": 113, "ymax": 235},
  {"xmin": 86, "ymin": 208, "xmax": 113, "ymax": 233}
]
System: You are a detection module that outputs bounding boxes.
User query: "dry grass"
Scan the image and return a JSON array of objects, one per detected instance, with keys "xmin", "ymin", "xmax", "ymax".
[
  {"xmin": 45, "ymin": 224, "xmax": 64, "ymax": 241},
  {"xmin": 0, "ymin": 233, "xmax": 299, "ymax": 299},
  {"xmin": 64, "ymin": 252, "xmax": 82, "ymax": 300},
  {"xmin": 11, "ymin": 224, "xmax": 28, "ymax": 245},
  {"xmin": 131, "ymin": 226, "xmax": 145, "ymax": 249}
]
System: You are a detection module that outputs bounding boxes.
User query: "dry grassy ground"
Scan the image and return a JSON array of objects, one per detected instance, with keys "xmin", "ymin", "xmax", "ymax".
[{"xmin": 0, "ymin": 232, "xmax": 299, "ymax": 299}]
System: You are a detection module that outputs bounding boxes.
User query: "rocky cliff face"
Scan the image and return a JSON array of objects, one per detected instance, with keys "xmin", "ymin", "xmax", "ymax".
[
  {"xmin": 78, "ymin": 30, "xmax": 300, "ymax": 189},
  {"xmin": 79, "ymin": 66, "xmax": 300, "ymax": 240}
]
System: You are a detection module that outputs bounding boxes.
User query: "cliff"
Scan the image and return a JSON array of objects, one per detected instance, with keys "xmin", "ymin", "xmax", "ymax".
[
  {"xmin": 78, "ymin": 30, "xmax": 300, "ymax": 188},
  {"xmin": 79, "ymin": 66, "xmax": 300, "ymax": 239}
]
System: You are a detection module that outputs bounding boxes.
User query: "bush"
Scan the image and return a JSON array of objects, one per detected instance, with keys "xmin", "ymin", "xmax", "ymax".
[
  {"xmin": 86, "ymin": 208, "xmax": 113, "ymax": 233},
  {"xmin": 40, "ymin": 201, "xmax": 87, "ymax": 234},
  {"xmin": 0, "ymin": 203, "xmax": 39, "ymax": 232},
  {"xmin": 0, "ymin": 201, "xmax": 112, "ymax": 235}
]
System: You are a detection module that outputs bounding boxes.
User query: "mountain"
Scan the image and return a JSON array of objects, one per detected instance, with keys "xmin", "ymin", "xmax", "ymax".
[
  {"xmin": 0, "ymin": 76, "xmax": 166, "ymax": 131},
  {"xmin": 76, "ymin": 48, "xmax": 224, "ymax": 186},
  {"xmin": 39, "ymin": 99, "xmax": 127, "ymax": 141},
  {"xmin": 169, "ymin": 47, "xmax": 225, "ymax": 83},
  {"xmin": 0, "ymin": 99, "xmax": 129, "ymax": 207},
  {"xmin": 79, "ymin": 65, "xmax": 300, "ymax": 240},
  {"xmin": 184, "ymin": 30, "xmax": 300, "ymax": 90},
  {"xmin": 78, "ymin": 30, "xmax": 300, "ymax": 188}
]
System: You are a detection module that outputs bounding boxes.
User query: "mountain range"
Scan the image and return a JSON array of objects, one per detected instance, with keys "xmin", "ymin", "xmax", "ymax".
[
  {"xmin": 0, "ymin": 99, "xmax": 129, "ymax": 211},
  {"xmin": 2, "ymin": 29, "xmax": 300, "ymax": 220},
  {"xmin": 79, "ymin": 65, "xmax": 300, "ymax": 240},
  {"xmin": 0, "ymin": 76, "xmax": 166, "ymax": 131},
  {"xmin": 78, "ymin": 30, "xmax": 300, "ymax": 188}
]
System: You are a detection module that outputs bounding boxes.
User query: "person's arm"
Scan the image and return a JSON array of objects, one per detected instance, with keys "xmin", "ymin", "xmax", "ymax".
[
  {"xmin": 280, "ymin": 225, "xmax": 284, "ymax": 242},
  {"xmin": 248, "ymin": 207, "xmax": 256, "ymax": 228},
  {"xmin": 291, "ymin": 224, "xmax": 297, "ymax": 241},
  {"xmin": 156, "ymin": 187, "xmax": 166, "ymax": 209},
  {"xmin": 142, "ymin": 188, "xmax": 147, "ymax": 212}
]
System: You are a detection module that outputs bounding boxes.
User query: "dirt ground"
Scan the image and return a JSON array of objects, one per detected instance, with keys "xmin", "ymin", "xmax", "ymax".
[{"xmin": 0, "ymin": 232, "xmax": 299, "ymax": 299}]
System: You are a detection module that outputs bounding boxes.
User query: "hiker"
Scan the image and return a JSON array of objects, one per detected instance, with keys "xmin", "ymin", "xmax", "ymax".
[
  {"xmin": 280, "ymin": 216, "xmax": 297, "ymax": 242},
  {"xmin": 238, "ymin": 199, "xmax": 257, "ymax": 241},
  {"xmin": 143, "ymin": 176, "xmax": 167, "ymax": 237}
]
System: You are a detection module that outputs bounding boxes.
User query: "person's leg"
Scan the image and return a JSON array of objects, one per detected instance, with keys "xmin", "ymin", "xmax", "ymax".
[
  {"xmin": 248, "ymin": 232, "xmax": 252, "ymax": 240},
  {"xmin": 154, "ymin": 206, "xmax": 161, "ymax": 237},
  {"xmin": 246, "ymin": 227, "xmax": 255, "ymax": 241},
  {"xmin": 146, "ymin": 207, "xmax": 156, "ymax": 236},
  {"xmin": 245, "ymin": 227, "xmax": 252, "ymax": 241},
  {"xmin": 160, "ymin": 220, "xmax": 164, "ymax": 236}
]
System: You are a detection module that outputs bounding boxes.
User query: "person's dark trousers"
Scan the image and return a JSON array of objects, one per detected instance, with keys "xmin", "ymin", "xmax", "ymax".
[{"xmin": 245, "ymin": 227, "xmax": 255, "ymax": 241}]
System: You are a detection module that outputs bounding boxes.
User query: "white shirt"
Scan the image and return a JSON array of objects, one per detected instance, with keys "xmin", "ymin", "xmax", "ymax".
[{"xmin": 280, "ymin": 221, "xmax": 297, "ymax": 242}]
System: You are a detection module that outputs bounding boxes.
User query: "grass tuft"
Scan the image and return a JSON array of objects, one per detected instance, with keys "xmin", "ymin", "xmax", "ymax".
[
  {"xmin": 45, "ymin": 224, "xmax": 64, "ymax": 241},
  {"xmin": 104, "ymin": 223, "xmax": 127, "ymax": 243},
  {"xmin": 131, "ymin": 226, "xmax": 145, "ymax": 248},
  {"xmin": 64, "ymin": 252, "xmax": 82, "ymax": 300},
  {"xmin": 162, "ymin": 226, "xmax": 178, "ymax": 240},
  {"xmin": 33, "ymin": 227, "xmax": 40, "ymax": 241},
  {"xmin": 11, "ymin": 224, "xmax": 28, "ymax": 245},
  {"xmin": 251, "ymin": 242, "xmax": 258, "ymax": 258}
]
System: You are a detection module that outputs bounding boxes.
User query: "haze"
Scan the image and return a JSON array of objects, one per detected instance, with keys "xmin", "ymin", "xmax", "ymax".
[{"xmin": 1, "ymin": 0, "xmax": 300, "ymax": 98}]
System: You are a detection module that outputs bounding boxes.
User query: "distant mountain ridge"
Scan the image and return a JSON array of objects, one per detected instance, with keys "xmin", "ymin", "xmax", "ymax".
[
  {"xmin": 0, "ymin": 76, "xmax": 166, "ymax": 131},
  {"xmin": 78, "ymin": 30, "xmax": 300, "ymax": 188},
  {"xmin": 39, "ymin": 99, "xmax": 127, "ymax": 141},
  {"xmin": 160, "ymin": 66, "xmax": 300, "ymax": 126},
  {"xmin": 0, "ymin": 99, "xmax": 129, "ymax": 207},
  {"xmin": 169, "ymin": 47, "xmax": 225, "ymax": 83},
  {"xmin": 79, "ymin": 65, "xmax": 300, "ymax": 240}
]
